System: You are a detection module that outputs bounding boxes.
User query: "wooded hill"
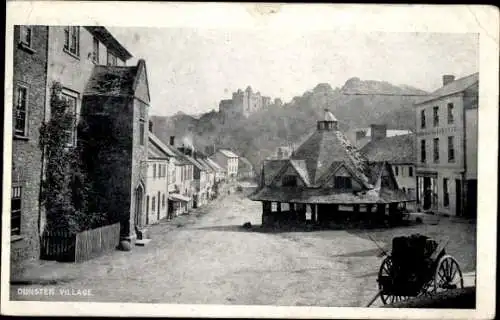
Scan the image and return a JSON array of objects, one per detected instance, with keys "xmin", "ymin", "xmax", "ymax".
[{"xmin": 151, "ymin": 78, "xmax": 428, "ymax": 171}]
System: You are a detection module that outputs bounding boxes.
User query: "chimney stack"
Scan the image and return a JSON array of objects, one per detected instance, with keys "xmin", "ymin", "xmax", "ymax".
[
  {"xmin": 443, "ymin": 75, "xmax": 455, "ymax": 86},
  {"xmin": 370, "ymin": 124, "xmax": 387, "ymax": 141},
  {"xmin": 170, "ymin": 136, "xmax": 175, "ymax": 146}
]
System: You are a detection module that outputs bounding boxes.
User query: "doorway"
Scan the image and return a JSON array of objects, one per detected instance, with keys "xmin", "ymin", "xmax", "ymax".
[
  {"xmin": 423, "ymin": 177, "xmax": 432, "ymax": 210},
  {"xmin": 135, "ymin": 184, "xmax": 144, "ymax": 228},
  {"xmin": 455, "ymin": 179, "xmax": 463, "ymax": 216}
]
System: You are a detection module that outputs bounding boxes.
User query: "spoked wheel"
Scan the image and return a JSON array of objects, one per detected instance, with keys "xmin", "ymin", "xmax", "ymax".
[
  {"xmin": 434, "ymin": 255, "xmax": 464, "ymax": 293},
  {"xmin": 377, "ymin": 257, "xmax": 411, "ymax": 305}
]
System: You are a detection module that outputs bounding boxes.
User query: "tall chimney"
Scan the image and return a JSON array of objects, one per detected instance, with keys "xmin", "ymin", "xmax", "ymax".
[
  {"xmin": 170, "ymin": 136, "xmax": 175, "ymax": 146},
  {"xmin": 370, "ymin": 124, "xmax": 387, "ymax": 141},
  {"xmin": 443, "ymin": 75, "xmax": 455, "ymax": 86}
]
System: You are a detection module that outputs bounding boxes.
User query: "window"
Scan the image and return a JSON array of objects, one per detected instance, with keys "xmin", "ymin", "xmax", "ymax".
[
  {"xmin": 162, "ymin": 194, "xmax": 166, "ymax": 208},
  {"xmin": 409, "ymin": 166, "xmax": 414, "ymax": 177},
  {"xmin": 107, "ymin": 51, "xmax": 117, "ymax": 66},
  {"xmin": 152, "ymin": 196, "xmax": 156, "ymax": 211},
  {"xmin": 433, "ymin": 138, "xmax": 440, "ymax": 163},
  {"xmin": 433, "ymin": 106, "xmax": 439, "ymax": 127},
  {"xmin": 420, "ymin": 110, "xmax": 426, "ymax": 128},
  {"xmin": 139, "ymin": 120, "xmax": 145, "ymax": 145},
  {"xmin": 394, "ymin": 166, "xmax": 399, "ymax": 176},
  {"xmin": 64, "ymin": 26, "xmax": 80, "ymax": 56},
  {"xmin": 447, "ymin": 103, "xmax": 454, "ymax": 124},
  {"xmin": 61, "ymin": 90, "xmax": 78, "ymax": 146},
  {"xmin": 171, "ymin": 166, "xmax": 176, "ymax": 183},
  {"xmin": 448, "ymin": 136, "xmax": 455, "ymax": 162},
  {"xmin": 443, "ymin": 178, "xmax": 449, "ymax": 207},
  {"xmin": 92, "ymin": 37, "xmax": 99, "ymax": 63},
  {"xmin": 334, "ymin": 176, "xmax": 352, "ymax": 189},
  {"xmin": 14, "ymin": 86, "xmax": 28, "ymax": 136},
  {"xmin": 11, "ymin": 186, "xmax": 21, "ymax": 236},
  {"xmin": 153, "ymin": 164, "xmax": 157, "ymax": 178},
  {"xmin": 420, "ymin": 139, "xmax": 426, "ymax": 163},
  {"xmin": 282, "ymin": 175, "xmax": 297, "ymax": 187},
  {"xmin": 20, "ymin": 26, "xmax": 32, "ymax": 47}
]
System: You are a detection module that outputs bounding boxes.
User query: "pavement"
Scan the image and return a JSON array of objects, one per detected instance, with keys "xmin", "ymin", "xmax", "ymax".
[{"xmin": 10, "ymin": 192, "xmax": 476, "ymax": 307}]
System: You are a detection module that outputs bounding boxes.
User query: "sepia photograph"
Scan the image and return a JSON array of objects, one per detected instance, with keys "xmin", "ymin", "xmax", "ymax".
[{"xmin": 2, "ymin": 2, "xmax": 498, "ymax": 319}]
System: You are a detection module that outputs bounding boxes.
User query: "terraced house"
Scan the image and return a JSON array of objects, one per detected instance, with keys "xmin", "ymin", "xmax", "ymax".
[
  {"xmin": 11, "ymin": 25, "xmax": 152, "ymax": 271},
  {"xmin": 414, "ymin": 73, "xmax": 478, "ymax": 218}
]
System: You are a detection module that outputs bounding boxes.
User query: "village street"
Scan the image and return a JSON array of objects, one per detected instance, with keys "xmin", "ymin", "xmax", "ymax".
[{"xmin": 11, "ymin": 191, "xmax": 476, "ymax": 307}]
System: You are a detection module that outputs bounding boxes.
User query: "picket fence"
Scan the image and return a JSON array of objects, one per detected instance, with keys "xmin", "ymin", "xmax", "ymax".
[{"xmin": 41, "ymin": 222, "xmax": 120, "ymax": 262}]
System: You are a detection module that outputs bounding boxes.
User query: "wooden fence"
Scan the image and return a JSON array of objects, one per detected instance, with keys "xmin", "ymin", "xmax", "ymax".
[{"xmin": 41, "ymin": 222, "xmax": 120, "ymax": 262}]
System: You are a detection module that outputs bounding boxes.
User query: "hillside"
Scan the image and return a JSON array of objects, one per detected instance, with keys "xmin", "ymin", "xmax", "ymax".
[{"xmin": 150, "ymin": 78, "xmax": 428, "ymax": 171}]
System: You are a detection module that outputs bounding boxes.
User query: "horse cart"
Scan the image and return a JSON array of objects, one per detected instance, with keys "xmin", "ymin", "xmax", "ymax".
[{"xmin": 367, "ymin": 234, "xmax": 464, "ymax": 307}]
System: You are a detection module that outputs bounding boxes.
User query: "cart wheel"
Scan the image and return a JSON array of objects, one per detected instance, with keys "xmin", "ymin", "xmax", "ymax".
[
  {"xmin": 378, "ymin": 257, "xmax": 412, "ymax": 305},
  {"xmin": 434, "ymin": 255, "xmax": 464, "ymax": 293}
]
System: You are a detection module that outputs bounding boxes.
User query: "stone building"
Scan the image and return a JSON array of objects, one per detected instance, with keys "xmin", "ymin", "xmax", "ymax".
[
  {"xmin": 219, "ymin": 86, "xmax": 272, "ymax": 118},
  {"xmin": 10, "ymin": 26, "xmax": 150, "ymax": 270},
  {"xmin": 250, "ymin": 110, "xmax": 412, "ymax": 226},
  {"xmin": 414, "ymin": 73, "xmax": 478, "ymax": 217},
  {"xmin": 360, "ymin": 127, "xmax": 417, "ymax": 206},
  {"xmin": 11, "ymin": 26, "xmax": 49, "ymax": 271}
]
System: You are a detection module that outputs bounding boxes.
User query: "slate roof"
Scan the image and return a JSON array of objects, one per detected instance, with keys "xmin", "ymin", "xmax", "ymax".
[
  {"xmin": 415, "ymin": 73, "xmax": 479, "ymax": 105},
  {"xmin": 196, "ymin": 158, "xmax": 214, "ymax": 173},
  {"xmin": 360, "ymin": 134, "xmax": 416, "ymax": 164},
  {"xmin": 291, "ymin": 128, "xmax": 371, "ymax": 185},
  {"xmin": 85, "ymin": 65, "xmax": 139, "ymax": 96},
  {"xmin": 218, "ymin": 149, "xmax": 239, "ymax": 158},
  {"xmin": 262, "ymin": 160, "xmax": 288, "ymax": 186},
  {"xmin": 249, "ymin": 185, "xmax": 410, "ymax": 204}
]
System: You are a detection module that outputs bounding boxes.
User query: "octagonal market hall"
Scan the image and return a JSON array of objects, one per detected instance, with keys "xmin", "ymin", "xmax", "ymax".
[{"xmin": 250, "ymin": 110, "xmax": 415, "ymax": 226}]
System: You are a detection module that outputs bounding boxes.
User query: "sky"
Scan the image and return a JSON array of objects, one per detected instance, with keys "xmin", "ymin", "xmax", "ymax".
[{"xmin": 107, "ymin": 28, "xmax": 478, "ymax": 117}]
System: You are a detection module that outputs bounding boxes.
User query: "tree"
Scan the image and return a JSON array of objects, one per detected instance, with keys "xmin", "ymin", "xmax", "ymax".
[{"xmin": 39, "ymin": 82, "xmax": 106, "ymax": 234}]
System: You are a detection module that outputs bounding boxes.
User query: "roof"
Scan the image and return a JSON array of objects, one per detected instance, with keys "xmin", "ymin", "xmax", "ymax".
[
  {"xmin": 196, "ymin": 158, "xmax": 214, "ymax": 172},
  {"xmin": 238, "ymin": 157, "xmax": 253, "ymax": 168},
  {"xmin": 163, "ymin": 144, "xmax": 190, "ymax": 165},
  {"xmin": 263, "ymin": 160, "xmax": 288, "ymax": 185},
  {"xmin": 291, "ymin": 128, "xmax": 371, "ymax": 185},
  {"xmin": 415, "ymin": 73, "xmax": 479, "ymax": 105},
  {"xmin": 354, "ymin": 128, "xmax": 412, "ymax": 137},
  {"xmin": 360, "ymin": 134, "xmax": 416, "ymax": 164},
  {"xmin": 149, "ymin": 133, "xmax": 177, "ymax": 158},
  {"xmin": 184, "ymin": 155, "xmax": 206, "ymax": 171},
  {"xmin": 218, "ymin": 149, "xmax": 239, "ymax": 158},
  {"xmin": 205, "ymin": 158, "xmax": 225, "ymax": 172},
  {"xmin": 85, "ymin": 65, "xmax": 138, "ymax": 96},
  {"xmin": 84, "ymin": 26, "xmax": 133, "ymax": 61},
  {"xmin": 249, "ymin": 186, "xmax": 411, "ymax": 204}
]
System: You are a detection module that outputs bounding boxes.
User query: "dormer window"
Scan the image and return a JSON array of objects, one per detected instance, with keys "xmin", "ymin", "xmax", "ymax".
[
  {"xmin": 282, "ymin": 175, "xmax": 297, "ymax": 187},
  {"xmin": 334, "ymin": 176, "xmax": 352, "ymax": 189}
]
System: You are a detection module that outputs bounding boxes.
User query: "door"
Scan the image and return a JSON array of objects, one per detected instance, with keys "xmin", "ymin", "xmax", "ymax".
[
  {"xmin": 455, "ymin": 179, "xmax": 462, "ymax": 217},
  {"xmin": 135, "ymin": 185, "xmax": 144, "ymax": 228},
  {"xmin": 157, "ymin": 191, "xmax": 161, "ymax": 221},
  {"xmin": 423, "ymin": 177, "xmax": 432, "ymax": 210},
  {"xmin": 466, "ymin": 180, "xmax": 477, "ymax": 218},
  {"xmin": 145, "ymin": 195, "xmax": 149, "ymax": 225}
]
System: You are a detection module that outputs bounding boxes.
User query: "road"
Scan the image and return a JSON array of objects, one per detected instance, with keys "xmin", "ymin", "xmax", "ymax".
[{"xmin": 11, "ymin": 192, "xmax": 476, "ymax": 307}]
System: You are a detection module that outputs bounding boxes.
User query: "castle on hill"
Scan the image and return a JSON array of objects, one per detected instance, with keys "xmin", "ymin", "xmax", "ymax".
[{"xmin": 219, "ymin": 86, "xmax": 282, "ymax": 118}]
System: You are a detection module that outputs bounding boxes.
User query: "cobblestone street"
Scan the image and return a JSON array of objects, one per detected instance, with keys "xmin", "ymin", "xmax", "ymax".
[{"xmin": 11, "ymin": 192, "xmax": 476, "ymax": 307}]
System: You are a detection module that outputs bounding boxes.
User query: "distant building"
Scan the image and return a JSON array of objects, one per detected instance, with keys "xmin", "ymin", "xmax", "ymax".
[
  {"xmin": 251, "ymin": 110, "xmax": 412, "ymax": 226},
  {"xmin": 210, "ymin": 149, "xmax": 239, "ymax": 180},
  {"xmin": 219, "ymin": 86, "xmax": 274, "ymax": 118},
  {"xmin": 414, "ymin": 73, "xmax": 478, "ymax": 217},
  {"xmin": 238, "ymin": 157, "xmax": 255, "ymax": 180},
  {"xmin": 272, "ymin": 146, "xmax": 294, "ymax": 160},
  {"xmin": 346, "ymin": 125, "xmax": 412, "ymax": 149},
  {"xmin": 360, "ymin": 128, "xmax": 417, "ymax": 201},
  {"xmin": 146, "ymin": 133, "xmax": 171, "ymax": 225},
  {"xmin": 165, "ymin": 136, "xmax": 194, "ymax": 215}
]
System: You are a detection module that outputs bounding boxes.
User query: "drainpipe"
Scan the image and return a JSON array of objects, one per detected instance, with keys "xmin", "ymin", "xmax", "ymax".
[
  {"xmin": 461, "ymin": 93, "xmax": 468, "ymax": 216},
  {"xmin": 38, "ymin": 26, "xmax": 50, "ymax": 245}
]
